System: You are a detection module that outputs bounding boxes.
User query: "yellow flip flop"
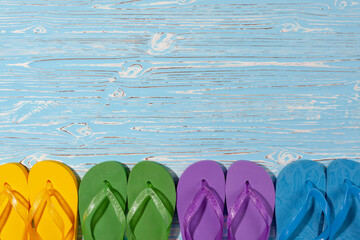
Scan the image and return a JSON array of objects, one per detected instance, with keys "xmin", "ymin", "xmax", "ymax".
[
  {"xmin": 28, "ymin": 160, "xmax": 78, "ymax": 240},
  {"xmin": 0, "ymin": 163, "xmax": 29, "ymax": 240}
]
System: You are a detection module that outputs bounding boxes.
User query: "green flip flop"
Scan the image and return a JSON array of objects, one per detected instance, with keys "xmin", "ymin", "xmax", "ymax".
[
  {"xmin": 126, "ymin": 161, "xmax": 176, "ymax": 240},
  {"xmin": 79, "ymin": 161, "xmax": 128, "ymax": 240}
]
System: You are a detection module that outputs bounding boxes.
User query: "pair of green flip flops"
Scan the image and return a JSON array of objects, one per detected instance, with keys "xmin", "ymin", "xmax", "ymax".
[{"xmin": 79, "ymin": 161, "xmax": 176, "ymax": 240}]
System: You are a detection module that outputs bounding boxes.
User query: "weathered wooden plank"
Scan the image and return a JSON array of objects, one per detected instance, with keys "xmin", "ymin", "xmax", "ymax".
[{"xmin": 1, "ymin": 0, "xmax": 360, "ymax": 239}]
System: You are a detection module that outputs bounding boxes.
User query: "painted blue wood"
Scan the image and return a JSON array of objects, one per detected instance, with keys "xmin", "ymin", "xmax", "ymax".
[{"xmin": 1, "ymin": 0, "xmax": 360, "ymax": 239}]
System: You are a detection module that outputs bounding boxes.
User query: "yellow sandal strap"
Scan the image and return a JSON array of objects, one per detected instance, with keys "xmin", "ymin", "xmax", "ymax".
[
  {"xmin": 28, "ymin": 181, "xmax": 75, "ymax": 240},
  {"xmin": 0, "ymin": 183, "xmax": 29, "ymax": 239}
]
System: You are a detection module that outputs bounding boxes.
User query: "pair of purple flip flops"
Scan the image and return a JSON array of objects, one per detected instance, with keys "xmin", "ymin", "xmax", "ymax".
[{"xmin": 177, "ymin": 160, "xmax": 275, "ymax": 240}]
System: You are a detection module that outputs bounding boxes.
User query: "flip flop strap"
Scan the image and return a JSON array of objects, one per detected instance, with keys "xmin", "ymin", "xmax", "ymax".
[
  {"xmin": 0, "ymin": 183, "xmax": 29, "ymax": 239},
  {"xmin": 27, "ymin": 180, "xmax": 75, "ymax": 240},
  {"xmin": 126, "ymin": 181, "xmax": 173, "ymax": 240},
  {"xmin": 279, "ymin": 180, "xmax": 331, "ymax": 240},
  {"xmin": 82, "ymin": 180, "xmax": 126, "ymax": 240},
  {"xmin": 227, "ymin": 182, "xmax": 272, "ymax": 240},
  {"xmin": 329, "ymin": 179, "xmax": 360, "ymax": 239},
  {"xmin": 183, "ymin": 179, "xmax": 223, "ymax": 240}
]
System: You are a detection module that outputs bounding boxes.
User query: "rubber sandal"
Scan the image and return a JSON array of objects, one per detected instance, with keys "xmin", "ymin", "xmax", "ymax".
[
  {"xmin": 226, "ymin": 161, "xmax": 275, "ymax": 240},
  {"xmin": 327, "ymin": 159, "xmax": 360, "ymax": 239},
  {"xmin": 28, "ymin": 160, "xmax": 78, "ymax": 240},
  {"xmin": 177, "ymin": 160, "xmax": 225, "ymax": 240},
  {"xmin": 126, "ymin": 161, "xmax": 176, "ymax": 240},
  {"xmin": 276, "ymin": 160, "xmax": 331, "ymax": 240},
  {"xmin": 0, "ymin": 163, "xmax": 29, "ymax": 240},
  {"xmin": 79, "ymin": 161, "xmax": 127, "ymax": 240}
]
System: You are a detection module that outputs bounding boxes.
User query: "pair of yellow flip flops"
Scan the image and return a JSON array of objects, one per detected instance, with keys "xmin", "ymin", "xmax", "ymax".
[{"xmin": 0, "ymin": 161, "xmax": 78, "ymax": 240}]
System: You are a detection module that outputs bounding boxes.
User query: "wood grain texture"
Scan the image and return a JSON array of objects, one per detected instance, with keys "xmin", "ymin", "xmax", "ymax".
[{"xmin": 1, "ymin": 0, "xmax": 360, "ymax": 239}]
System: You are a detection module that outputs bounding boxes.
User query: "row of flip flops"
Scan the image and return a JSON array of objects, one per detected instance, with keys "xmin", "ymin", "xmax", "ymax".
[
  {"xmin": 180, "ymin": 159, "xmax": 360, "ymax": 240},
  {"xmin": 0, "ymin": 159, "xmax": 358, "ymax": 239},
  {"xmin": 0, "ymin": 160, "xmax": 176, "ymax": 240},
  {"xmin": 186, "ymin": 159, "xmax": 360, "ymax": 240}
]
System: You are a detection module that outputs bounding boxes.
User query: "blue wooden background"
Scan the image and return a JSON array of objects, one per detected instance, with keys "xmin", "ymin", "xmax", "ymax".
[{"xmin": 1, "ymin": 0, "xmax": 360, "ymax": 239}]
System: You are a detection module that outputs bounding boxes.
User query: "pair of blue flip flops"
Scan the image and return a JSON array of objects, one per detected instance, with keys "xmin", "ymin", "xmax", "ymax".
[{"xmin": 276, "ymin": 159, "xmax": 360, "ymax": 240}]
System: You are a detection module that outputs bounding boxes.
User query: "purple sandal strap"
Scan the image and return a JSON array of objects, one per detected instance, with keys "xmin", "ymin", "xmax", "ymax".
[
  {"xmin": 183, "ymin": 179, "xmax": 224, "ymax": 240},
  {"xmin": 227, "ymin": 182, "xmax": 272, "ymax": 240}
]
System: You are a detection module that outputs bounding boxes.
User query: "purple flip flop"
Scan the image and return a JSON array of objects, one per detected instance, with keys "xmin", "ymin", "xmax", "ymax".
[
  {"xmin": 226, "ymin": 161, "xmax": 275, "ymax": 240},
  {"xmin": 177, "ymin": 160, "xmax": 226, "ymax": 240}
]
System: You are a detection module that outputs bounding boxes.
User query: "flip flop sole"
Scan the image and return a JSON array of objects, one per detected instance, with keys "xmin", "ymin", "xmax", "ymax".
[
  {"xmin": 226, "ymin": 160, "xmax": 275, "ymax": 240},
  {"xmin": 276, "ymin": 160, "xmax": 326, "ymax": 239},
  {"xmin": 327, "ymin": 159, "xmax": 360, "ymax": 239},
  {"xmin": 79, "ymin": 161, "xmax": 128, "ymax": 240},
  {"xmin": 0, "ymin": 163, "xmax": 29, "ymax": 240},
  {"xmin": 28, "ymin": 160, "xmax": 78, "ymax": 240},
  {"xmin": 127, "ymin": 161, "xmax": 176, "ymax": 240},
  {"xmin": 177, "ymin": 160, "xmax": 225, "ymax": 240}
]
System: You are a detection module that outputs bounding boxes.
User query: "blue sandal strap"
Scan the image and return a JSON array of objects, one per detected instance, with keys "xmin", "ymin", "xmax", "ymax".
[
  {"xmin": 279, "ymin": 180, "xmax": 331, "ymax": 240},
  {"xmin": 329, "ymin": 179, "xmax": 360, "ymax": 239}
]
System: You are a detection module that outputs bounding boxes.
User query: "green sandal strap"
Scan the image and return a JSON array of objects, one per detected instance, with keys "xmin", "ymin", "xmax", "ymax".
[
  {"xmin": 126, "ymin": 181, "xmax": 173, "ymax": 240},
  {"xmin": 82, "ymin": 180, "xmax": 126, "ymax": 240}
]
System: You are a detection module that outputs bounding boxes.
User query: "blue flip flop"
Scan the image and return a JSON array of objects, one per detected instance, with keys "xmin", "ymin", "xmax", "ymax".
[
  {"xmin": 327, "ymin": 159, "xmax": 360, "ymax": 240},
  {"xmin": 276, "ymin": 160, "xmax": 331, "ymax": 240}
]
